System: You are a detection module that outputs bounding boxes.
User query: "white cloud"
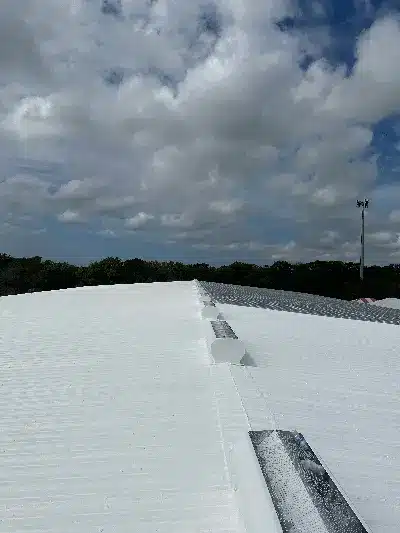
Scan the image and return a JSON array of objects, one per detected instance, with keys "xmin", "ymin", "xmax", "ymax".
[
  {"xmin": 97, "ymin": 228, "xmax": 116, "ymax": 238},
  {"xmin": 0, "ymin": 1, "xmax": 398, "ymax": 264},
  {"xmin": 322, "ymin": 16, "xmax": 400, "ymax": 123},
  {"xmin": 53, "ymin": 178, "xmax": 108, "ymax": 200},
  {"xmin": 320, "ymin": 230, "xmax": 340, "ymax": 245},
  {"xmin": 311, "ymin": 186, "xmax": 337, "ymax": 206},
  {"xmin": 160, "ymin": 213, "xmax": 192, "ymax": 227},
  {"xmin": 208, "ymin": 199, "xmax": 243, "ymax": 214},
  {"xmin": 270, "ymin": 240, "xmax": 297, "ymax": 260},
  {"xmin": 58, "ymin": 210, "xmax": 85, "ymax": 223},
  {"xmin": 125, "ymin": 212, "xmax": 154, "ymax": 229},
  {"xmin": 368, "ymin": 231, "xmax": 393, "ymax": 244},
  {"xmin": 0, "ymin": 175, "xmax": 50, "ymax": 216},
  {"xmin": 2, "ymin": 95, "xmax": 62, "ymax": 140},
  {"xmin": 389, "ymin": 210, "xmax": 400, "ymax": 223},
  {"xmin": 95, "ymin": 195, "xmax": 137, "ymax": 216},
  {"xmin": 245, "ymin": 241, "xmax": 274, "ymax": 252}
]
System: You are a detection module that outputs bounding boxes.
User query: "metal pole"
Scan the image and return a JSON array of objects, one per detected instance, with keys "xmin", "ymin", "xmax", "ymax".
[
  {"xmin": 357, "ymin": 198, "xmax": 368, "ymax": 282},
  {"xmin": 360, "ymin": 205, "xmax": 365, "ymax": 282}
]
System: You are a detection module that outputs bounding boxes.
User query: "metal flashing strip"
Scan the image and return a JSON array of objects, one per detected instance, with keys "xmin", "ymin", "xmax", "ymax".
[
  {"xmin": 249, "ymin": 430, "xmax": 371, "ymax": 533},
  {"xmin": 211, "ymin": 320, "xmax": 238, "ymax": 339}
]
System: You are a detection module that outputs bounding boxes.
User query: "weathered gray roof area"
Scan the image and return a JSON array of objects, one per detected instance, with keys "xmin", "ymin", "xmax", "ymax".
[{"xmin": 200, "ymin": 281, "xmax": 400, "ymax": 324}]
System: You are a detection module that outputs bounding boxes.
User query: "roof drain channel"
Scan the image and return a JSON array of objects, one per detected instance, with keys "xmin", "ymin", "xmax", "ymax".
[{"xmin": 249, "ymin": 430, "xmax": 371, "ymax": 533}]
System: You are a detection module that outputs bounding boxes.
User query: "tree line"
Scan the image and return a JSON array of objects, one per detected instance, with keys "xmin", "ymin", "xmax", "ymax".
[{"xmin": 0, "ymin": 253, "xmax": 399, "ymax": 301}]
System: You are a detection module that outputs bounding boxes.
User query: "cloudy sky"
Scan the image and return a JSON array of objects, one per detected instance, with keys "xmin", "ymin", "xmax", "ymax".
[{"xmin": 0, "ymin": 0, "xmax": 399, "ymax": 266}]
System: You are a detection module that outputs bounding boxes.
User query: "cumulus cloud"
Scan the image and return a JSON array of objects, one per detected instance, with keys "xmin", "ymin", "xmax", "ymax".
[
  {"xmin": 160, "ymin": 213, "xmax": 192, "ymax": 227},
  {"xmin": 0, "ymin": 0, "xmax": 399, "ymax": 264},
  {"xmin": 209, "ymin": 199, "xmax": 244, "ymax": 214},
  {"xmin": 322, "ymin": 15, "xmax": 400, "ymax": 123},
  {"xmin": 0, "ymin": 175, "xmax": 50, "ymax": 216},
  {"xmin": 389, "ymin": 210, "xmax": 400, "ymax": 223},
  {"xmin": 57, "ymin": 210, "xmax": 85, "ymax": 224},
  {"xmin": 125, "ymin": 212, "xmax": 154, "ymax": 229},
  {"xmin": 97, "ymin": 228, "xmax": 117, "ymax": 238},
  {"xmin": 369, "ymin": 231, "xmax": 393, "ymax": 244}
]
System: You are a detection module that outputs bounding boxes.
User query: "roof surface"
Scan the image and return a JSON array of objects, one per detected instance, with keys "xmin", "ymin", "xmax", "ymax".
[
  {"xmin": 0, "ymin": 282, "xmax": 244, "ymax": 533},
  {"xmin": 1, "ymin": 281, "xmax": 399, "ymax": 532},
  {"xmin": 201, "ymin": 281, "xmax": 400, "ymax": 324},
  {"xmin": 219, "ymin": 303, "xmax": 400, "ymax": 533}
]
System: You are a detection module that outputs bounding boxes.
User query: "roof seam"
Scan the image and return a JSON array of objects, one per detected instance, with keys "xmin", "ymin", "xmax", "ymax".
[
  {"xmin": 227, "ymin": 364, "xmax": 252, "ymax": 432},
  {"xmin": 210, "ymin": 365, "xmax": 235, "ymax": 492},
  {"xmin": 244, "ymin": 367, "xmax": 279, "ymax": 431}
]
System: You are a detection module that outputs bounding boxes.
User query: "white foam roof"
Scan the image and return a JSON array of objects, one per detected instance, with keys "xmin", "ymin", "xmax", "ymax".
[{"xmin": 1, "ymin": 281, "xmax": 399, "ymax": 532}]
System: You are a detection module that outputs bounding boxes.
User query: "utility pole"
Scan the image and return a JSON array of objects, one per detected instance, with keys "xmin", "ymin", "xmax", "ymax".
[{"xmin": 356, "ymin": 198, "xmax": 369, "ymax": 282}]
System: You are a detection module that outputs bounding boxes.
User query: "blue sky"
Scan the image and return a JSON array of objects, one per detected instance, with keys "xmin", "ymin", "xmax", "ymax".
[{"xmin": 0, "ymin": 0, "xmax": 399, "ymax": 266}]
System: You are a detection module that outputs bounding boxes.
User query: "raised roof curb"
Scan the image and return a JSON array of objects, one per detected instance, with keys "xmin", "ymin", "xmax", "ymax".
[{"xmin": 195, "ymin": 280, "xmax": 245, "ymax": 365}]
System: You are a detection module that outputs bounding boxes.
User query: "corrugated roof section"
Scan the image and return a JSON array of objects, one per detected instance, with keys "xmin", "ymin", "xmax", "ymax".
[{"xmin": 200, "ymin": 281, "xmax": 400, "ymax": 324}]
